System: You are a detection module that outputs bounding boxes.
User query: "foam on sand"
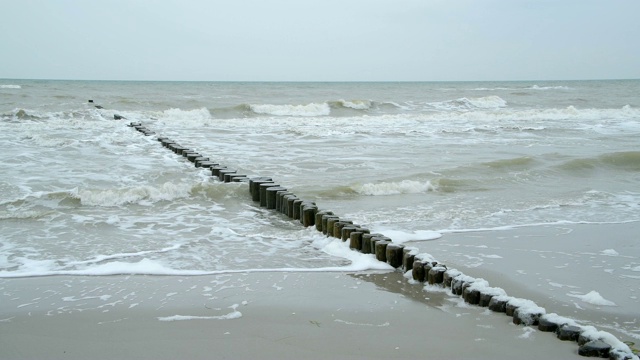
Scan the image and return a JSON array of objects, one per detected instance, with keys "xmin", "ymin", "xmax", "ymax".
[
  {"xmin": 567, "ymin": 291, "xmax": 617, "ymax": 306},
  {"xmin": 158, "ymin": 304, "xmax": 242, "ymax": 321}
]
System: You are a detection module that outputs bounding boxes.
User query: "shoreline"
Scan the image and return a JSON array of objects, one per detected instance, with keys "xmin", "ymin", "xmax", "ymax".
[
  {"xmin": 1, "ymin": 272, "xmax": 586, "ymax": 360},
  {"xmin": 1, "ymin": 222, "xmax": 638, "ymax": 359}
]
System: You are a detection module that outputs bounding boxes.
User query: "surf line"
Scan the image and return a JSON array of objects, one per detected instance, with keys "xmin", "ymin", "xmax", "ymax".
[{"xmin": 127, "ymin": 121, "xmax": 637, "ymax": 360}]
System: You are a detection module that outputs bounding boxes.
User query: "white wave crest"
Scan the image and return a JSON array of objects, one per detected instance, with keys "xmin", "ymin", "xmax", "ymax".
[
  {"xmin": 429, "ymin": 96, "xmax": 507, "ymax": 111},
  {"xmin": 470, "ymin": 87, "xmax": 511, "ymax": 91},
  {"xmin": 339, "ymin": 99, "xmax": 372, "ymax": 110},
  {"xmin": 1, "ymin": 85, "xmax": 21, "ymax": 89},
  {"xmin": 249, "ymin": 102, "xmax": 330, "ymax": 116},
  {"xmin": 352, "ymin": 180, "xmax": 436, "ymax": 196},
  {"xmin": 78, "ymin": 182, "xmax": 193, "ymax": 206},
  {"xmin": 21, "ymin": 133, "xmax": 78, "ymax": 147},
  {"xmin": 160, "ymin": 107, "xmax": 212, "ymax": 122},
  {"xmin": 530, "ymin": 85, "xmax": 572, "ymax": 90}
]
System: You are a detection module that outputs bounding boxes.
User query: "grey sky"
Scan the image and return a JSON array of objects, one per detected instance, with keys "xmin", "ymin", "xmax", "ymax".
[{"xmin": 1, "ymin": 0, "xmax": 639, "ymax": 81}]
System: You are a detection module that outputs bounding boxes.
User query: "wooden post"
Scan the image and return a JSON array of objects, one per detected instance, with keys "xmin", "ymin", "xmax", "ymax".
[
  {"xmin": 315, "ymin": 211, "xmax": 333, "ymax": 232},
  {"xmin": 302, "ymin": 204, "xmax": 317, "ymax": 227},
  {"xmin": 259, "ymin": 183, "xmax": 278, "ymax": 207},
  {"xmin": 341, "ymin": 225, "xmax": 360, "ymax": 242},
  {"xmin": 249, "ymin": 178, "xmax": 273, "ymax": 202},
  {"xmin": 349, "ymin": 231, "xmax": 364, "ymax": 250},
  {"xmin": 333, "ymin": 221, "xmax": 353, "ymax": 239},
  {"xmin": 375, "ymin": 240, "xmax": 390, "ymax": 262},
  {"xmin": 386, "ymin": 243, "xmax": 404, "ymax": 268},
  {"xmin": 218, "ymin": 169, "xmax": 236, "ymax": 182},
  {"xmin": 266, "ymin": 186, "xmax": 287, "ymax": 209}
]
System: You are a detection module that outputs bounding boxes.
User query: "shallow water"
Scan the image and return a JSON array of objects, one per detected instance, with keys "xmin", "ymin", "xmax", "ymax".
[{"xmin": 1, "ymin": 79, "xmax": 639, "ymax": 276}]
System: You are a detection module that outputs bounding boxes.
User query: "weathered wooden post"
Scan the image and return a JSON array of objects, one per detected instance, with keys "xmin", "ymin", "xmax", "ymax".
[
  {"xmin": 302, "ymin": 204, "xmax": 317, "ymax": 227},
  {"xmin": 276, "ymin": 190, "xmax": 292, "ymax": 213},
  {"xmin": 218, "ymin": 169, "xmax": 237, "ymax": 182},
  {"xmin": 386, "ymin": 243, "xmax": 404, "ymax": 268},
  {"xmin": 349, "ymin": 231, "xmax": 364, "ymax": 250},
  {"xmin": 249, "ymin": 177, "xmax": 273, "ymax": 202},
  {"xmin": 266, "ymin": 186, "xmax": 287, "ymax": 209},
  {"xmin": 322, "ymin": 215, "xmax": 339, "ymax": 235},
  {"xmin": 283, "ymin": 194, "xmax": 298, "ymax": 217},
  {"xmin": 340, "ymin": 225, "xmax": 360, "ymax": 242},
  {"xmin": 403, "ymin": 248, "xmax": 416, "ymax": 271},
  {"xmin": 315, "ymin": 211, "xmax": 333, "ymax": 232},
  {"xmin": 259, "ymin": 182, "xmax": 278, "ymax": 207},
  {"xmin": 333, "ymin": 221, "xmax": 353, "ymax": 239},
  {"xmin": 211, "ymin": 166, "xmax": 228, "ymax": 179},
  {"xmin": 375, "ymin": 240, "xmax": 390, "ymax": 262},
  {"xmin": 427, "ymin": 266, "xmax": 447, "ymax": 285}
]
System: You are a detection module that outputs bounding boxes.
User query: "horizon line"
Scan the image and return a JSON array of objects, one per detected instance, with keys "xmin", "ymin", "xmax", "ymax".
[{"xmin": 2, "ymin": 77, "xmax": 639, "ymax": 83}]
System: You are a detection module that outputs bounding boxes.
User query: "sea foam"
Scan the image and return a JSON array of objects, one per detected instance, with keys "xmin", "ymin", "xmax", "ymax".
[
  {"xmin": 352, "ymin": 180, "xmax": 436, "ymax": 196},
  {"xmin": 567, "ymin": 291, "xmax": 617, "ymax": 306},
  {"xmin": 157, "ymin": 107, "xmax": 213, "ymax": 126},
  {"xmin": 0, "ymin": 232, "xmax": 393, "ymax": 278},
  {"xmin": 77, "ymin": 182, "xmax": 194, "ymax": 206}
]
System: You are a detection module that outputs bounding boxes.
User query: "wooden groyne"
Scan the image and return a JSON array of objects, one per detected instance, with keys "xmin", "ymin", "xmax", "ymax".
[{"xmin": 128, "ymin": 121, "xmax": 637, "ymax": 360}]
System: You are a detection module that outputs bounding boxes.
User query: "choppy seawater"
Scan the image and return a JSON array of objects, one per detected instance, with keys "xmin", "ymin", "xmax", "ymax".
[{"xmin": 1, "ymin": 80, "xmax": 639, "ymax": 277}]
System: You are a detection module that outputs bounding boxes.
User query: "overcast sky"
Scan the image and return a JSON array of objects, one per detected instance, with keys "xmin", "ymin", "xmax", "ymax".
[{"xmin": 1, "ymin": 0, "xmax": 639, "ymax": 82}]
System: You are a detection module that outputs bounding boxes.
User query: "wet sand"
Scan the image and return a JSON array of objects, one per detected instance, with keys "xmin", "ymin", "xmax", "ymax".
[
  {"xmin": 410, "ymin": 221, "xmax": 640, "ymax": 344},
  {"xmin": 2, "ymin": 222, "xmax": 638, "ymax": 359},
  {"xmin": 1, "ymin": 271, "xmax": 585, "ymax": 360}
]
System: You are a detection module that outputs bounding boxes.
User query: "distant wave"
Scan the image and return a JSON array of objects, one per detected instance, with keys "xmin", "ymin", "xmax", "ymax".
[
  {"xmin": 428, "ymin": 96, "xmax": 507, "ymax": 111},
  {"xmin": 234, "ymin": 99, "xmax": 390, "ymax": 117},
  {"xmin": 529, "ymin": 85, "xmax": 572, "ymax": 90},
  {"xmin": 470, "ymin": 87, "xmax": 512, "ymax": 91},
  {"xmin": 470, "ymin": 85, "xmax": 572, "ymax": 91},
  {"xmin": 218, "ymin": 97, "xmax": 506, "ymax": 119},
  {"xmin": 249, "ymin": 102, "xmax": 331, "ymax": 116},
  {"xmin": 483, "ymin": 156, "xmax": 535, "ymax": 169},
  {"xmin": 329, "ymin": 99, "xmax": 373, "ymax": 110},
  {"xmin": 0, "ymin": 85, "xmax": 21, "ymax": 89},
  {"xmin": 157, "ymin": 101, "xmax": 637, "ymax": 124}
]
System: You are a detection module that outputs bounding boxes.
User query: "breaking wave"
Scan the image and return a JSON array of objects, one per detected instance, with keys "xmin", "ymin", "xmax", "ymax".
[
  {"xmin": 428, "ymin": 96, "xmax": 507, "ymax": 111},
  {"xmin": 249, "ymin": 102, "xmax": 331, "ymax": 117},
  {"xmin": 352, "ymin": 180, "xmax": 436, "ymax": 196},
  {"xmin": 529, "ymin": 85, "xmax": 572, "ymax": 90},
  {"xmin": 158, "ymin": 107, "xmax": 213, "ymax": 123},
  {"xmin": 78, "ymin": 182, "xmax": 194, "ymax": 206}
]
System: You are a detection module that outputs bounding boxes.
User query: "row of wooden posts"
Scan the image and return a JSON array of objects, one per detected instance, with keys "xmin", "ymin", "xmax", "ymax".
[{"xmin": 128, "ymin": 121, "xmax": 633, "ymax": 360}]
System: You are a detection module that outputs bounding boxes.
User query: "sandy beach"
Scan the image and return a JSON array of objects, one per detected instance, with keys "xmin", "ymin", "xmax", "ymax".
[
  {"xmin": 1, "ymin": 222, "xmax": 639, "ymax": 359},
  {"xmin": 406, "ymin": 221, "xmax": 640, "ymax": 344},
  {"xmin": 1, "ymin": 79, "xmax": 638, "ymax": 359},
  {"xmin": 0, "ymin": 270, "xmax": 589, "ymax": 360}
]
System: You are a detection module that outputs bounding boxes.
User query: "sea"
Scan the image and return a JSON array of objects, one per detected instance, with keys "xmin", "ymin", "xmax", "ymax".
[{"xmin": 1, "ymin": 79, "xmax": 639, "ymax": 277}]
